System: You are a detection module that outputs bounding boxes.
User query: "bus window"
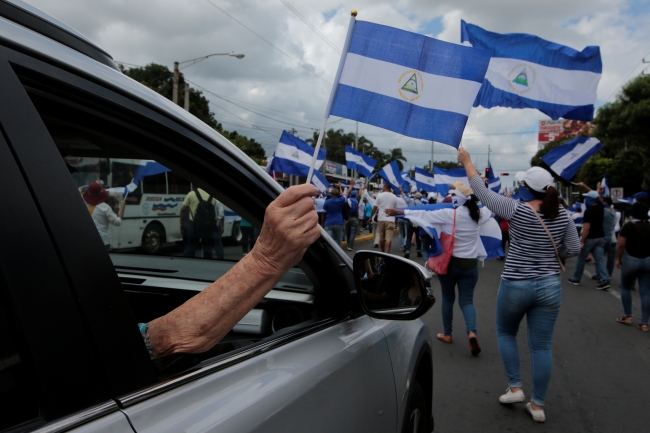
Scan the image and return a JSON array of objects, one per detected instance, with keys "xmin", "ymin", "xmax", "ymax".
[
  {"xmin": 167, "ymin": 172, "xmax": 192, "ymax": 195},
  {"xmin": 142, "ymin": 172, "xmax": 167, "ymax": 195}
]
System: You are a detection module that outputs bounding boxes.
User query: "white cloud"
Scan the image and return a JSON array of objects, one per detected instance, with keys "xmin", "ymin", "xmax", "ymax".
[{"xmin": 24, "ymin": 0, "xmax": 650, "ymax": 182}]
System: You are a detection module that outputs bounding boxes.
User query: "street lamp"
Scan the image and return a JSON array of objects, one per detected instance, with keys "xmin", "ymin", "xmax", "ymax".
[{"xmin": 173, "ymin": 52, "xmax": 245, "ymax": 107}]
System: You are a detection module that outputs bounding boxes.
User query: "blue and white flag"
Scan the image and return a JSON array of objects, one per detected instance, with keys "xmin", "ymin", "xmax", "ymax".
[
  {"xmin": 487, "ymin": 163, "xmax": 501, "ymax": 193},
  {"xmin": 541, "ymin": 136, "xmax": 602, "ymax": 181},
  {"xmin": 401, "ymin": 171, "xmax": 416, "ymax": 191},
  {"xmin": 399, "ymin": 203, "xmax": 503, "ymax": 260},
  {"xmin": 601, "ymin": 174, "xmax": 610, "ymax": 197},
  {"xmin": 345, "ymin": 145, "xmax": 377, "ymax": 177},
  {"xmin": 377, "ymin": 161, "xmax": 403, "ymax": 192},
  {"xmin": 461, "ymin": 20, "xmax": 602, "ymax": 121},
  {"xmin": 329, "ymin": 21, "xmax": 492, "ymax": 148},
  {"xmin": 414, "ymin": 167, "xmax": 436, "ymax": 192},
  {"xmin": 125, "ymin": 160, "xmax": 171, "ymax": 195},
  {"xmin": 310, "ymin": 170, "xmax": 330, "ymax": 192},
  {"xmin": 433, "ymin": 166, "xmax": 469, "ymax": 196},
  {"xmin": 269, "ymin": 131, "xmax": 326, "ymax": 177}
]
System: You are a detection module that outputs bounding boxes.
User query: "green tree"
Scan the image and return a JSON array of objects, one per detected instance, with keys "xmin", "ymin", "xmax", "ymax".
[
  {"xmin": 307, "ymin": 128, "xmax": 383, "ymax": 167},
  {"xmin": 121, "ymin": 63, "xmax": 267, "ymax": 162},
  {"xmin": 385, "ymin": 148, "xmax": 407, "ymax": 171},
  {"xmin": 592, "ymin": 74, "xmax": 650, "ymax": 191}
]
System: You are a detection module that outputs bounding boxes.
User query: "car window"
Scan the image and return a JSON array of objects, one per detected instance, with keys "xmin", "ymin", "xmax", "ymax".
[
  {"xmin": 11, "ymin": 64, "xmax": 350, "ymax": 382},
  {"xmin": 0, "ymin": 277, "xmax": 40, "ymax": 431}
]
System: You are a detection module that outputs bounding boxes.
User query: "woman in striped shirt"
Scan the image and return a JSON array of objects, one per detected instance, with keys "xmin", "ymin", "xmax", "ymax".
[{"xmin": 458, "ymin": 148, "xmax": 580, "ymax": 423}]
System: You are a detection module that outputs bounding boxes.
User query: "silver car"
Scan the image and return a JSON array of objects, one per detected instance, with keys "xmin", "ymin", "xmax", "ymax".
[{"xmin": 0, "ymin": 1, "xmax": 435, "ymax": 432}]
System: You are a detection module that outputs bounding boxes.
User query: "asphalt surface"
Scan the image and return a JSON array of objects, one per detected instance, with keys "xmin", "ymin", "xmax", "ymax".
[{"xmin": 346, "ymin": 231, "xmax": 650, "ymax": 432}]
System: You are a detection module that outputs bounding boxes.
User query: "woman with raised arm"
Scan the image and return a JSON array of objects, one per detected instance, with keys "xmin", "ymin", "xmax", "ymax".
[
  {"xmin": 457, "ymin": 148, "xmax": 580, "ymax": 423},
  {"xmin": 386, "ymin": 181, "xmax": 492, "ymax": 356}
]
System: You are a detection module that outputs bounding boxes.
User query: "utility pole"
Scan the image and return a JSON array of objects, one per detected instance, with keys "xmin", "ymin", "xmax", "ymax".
[
  {"xmin": 173, "ymin": 61, "xmax": 180, "ymax": 105},
  {"xmin": 487, "ymin": 143, "xmax": 491, "ymax": 166},
  {"xmin": 430, "ymin": 141, "xmax": 434, "ymax": 173},
  {"xmin": 354, "ymin": 122, "xmax": 358, "ymax": 180},
  {"xmin": 183, "ymin": 83, "xmax": 190, "ymax": 111}
]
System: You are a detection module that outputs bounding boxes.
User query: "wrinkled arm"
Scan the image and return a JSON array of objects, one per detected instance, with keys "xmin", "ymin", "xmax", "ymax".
[{"xmin": 148, "ymin": 185, "xmax": 320, "ymax": 358}]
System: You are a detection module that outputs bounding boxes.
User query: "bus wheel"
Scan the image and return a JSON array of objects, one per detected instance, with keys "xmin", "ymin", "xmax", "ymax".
[{"xmin": 142, "ymin": 223, "xmax": 165, "ymax": 254}]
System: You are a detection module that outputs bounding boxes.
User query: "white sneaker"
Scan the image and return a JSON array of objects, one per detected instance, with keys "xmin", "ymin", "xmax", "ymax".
[
  {"xmin": 499, "ymin": 387, "xmax": 525, "ymax": 404},
  {"xmin": 525, "ymin": 402, "xmax": 546, "ymax": 422}
]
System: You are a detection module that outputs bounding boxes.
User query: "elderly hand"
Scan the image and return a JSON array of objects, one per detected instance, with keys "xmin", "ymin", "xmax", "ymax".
[
  {"xmin": 251, "ymin": 184, "xmax": 321, "ymax": 275},
  {"xmin": 457, "ymin": 148, "xmax": 472, "ymax": 166}
]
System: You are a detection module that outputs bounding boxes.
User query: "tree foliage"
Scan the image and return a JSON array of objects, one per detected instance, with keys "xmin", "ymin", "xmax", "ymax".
[{"xmin": 121, "ymin": 63, "xmax": 266, "ymax": 163}]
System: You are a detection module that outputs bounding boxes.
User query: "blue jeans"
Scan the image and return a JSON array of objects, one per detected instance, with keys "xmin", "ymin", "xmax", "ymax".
[
  {"xmin": 595, "ymin": 241, "xmax": 617, "ymax": 280},
  {"xmin": 184, "ymin": 223, "xmax": 216, "ymax": 259},
  {"xmin": 496, "ymin": 275, "xmax": 562, "ymax": 406},
  {"xmin": 325, "ymin": 224, "xmax": 344, "ymax": 247},
  {"xmin": 571, "ymin": 237, "xmax": 610, "ymax": 284},
  {"xmin": 437, "ymin": 264, "xmax": 479, "ymax": 336},
  {"xmin": 346, "ymin": 217, "xmax": 359, "ymax": 249},
  {"xmin": 405, "ymin": 223, "xmax": 422, "ymax": 254},
  {"xmin": 397, "ymin": 219, "xmax": 409, "ymax": 249},
  {"xmin": 620, "ymin": 253, "xmax": 650, "ymax": 324},
  {"xmin": 421, "ymin": 235, "xmax": 432, "ymax": 261}
]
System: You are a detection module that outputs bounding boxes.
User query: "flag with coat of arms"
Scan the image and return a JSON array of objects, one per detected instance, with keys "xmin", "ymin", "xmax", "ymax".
[
  {"xmin": 345, "ymin": 145, "xmax": 376, "ymax": 177},
  {"xmin": 268, "ymin": 131, "xmax": 327, "ymax": 177}
]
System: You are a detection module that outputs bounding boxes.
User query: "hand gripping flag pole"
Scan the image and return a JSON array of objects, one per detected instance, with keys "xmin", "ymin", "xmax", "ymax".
[{"xmin": 306, "ymin": 10, "xmax": 357, "ymax": 184}]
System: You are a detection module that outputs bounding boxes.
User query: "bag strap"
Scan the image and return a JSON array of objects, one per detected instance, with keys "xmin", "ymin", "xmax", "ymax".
[
  {"xmin": 525, "ymin": 203, "xmax": 565, "ymax": 272},
  {"xmin": 88, "ymin": 205, "xmax": 96, "ymax": 215},
  {"xmin": 452, "ymin": 209, "xmax": 457, "ymax": 235}
]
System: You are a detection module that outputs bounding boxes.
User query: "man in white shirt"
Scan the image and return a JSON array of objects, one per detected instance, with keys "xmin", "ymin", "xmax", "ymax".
[{"xmin": 370, "ymin": 183, "xmax": 399, "ymax": 253}]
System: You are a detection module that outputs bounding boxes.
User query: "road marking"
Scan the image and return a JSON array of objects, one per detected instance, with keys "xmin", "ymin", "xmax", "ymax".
[{"xmin": 583, "ymin": 270, "xmax": 621, "ymax": 299}]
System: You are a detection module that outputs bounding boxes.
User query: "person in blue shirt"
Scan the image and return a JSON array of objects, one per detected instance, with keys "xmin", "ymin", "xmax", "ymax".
[
  {"xmin": 345, "ymin": 190, "xmax": 360, "ymax": 251},
  {"xmin": 323, "ymin": 183, "xmax": 349, "ymax": 246}
]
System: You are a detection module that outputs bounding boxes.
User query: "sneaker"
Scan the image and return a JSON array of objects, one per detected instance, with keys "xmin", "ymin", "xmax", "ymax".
[
  {"xmin": 404, "ymin": 251, "xmax": 410, "ymax": 258},
  {"xmin": 497, "ymin": 256, "xmax": 505, "ymax": 261},
  {"xmin": 417, "ymin": 251, "xmax": 422, "ymax": 258},
  {"xmin": 597, "ymin": 281, "xmax": 611, "ymax": 290},
  {"xmin": 567, "ymin": 278, "xmax": 581, "ymax": 286},
  {"xmin": 525, "ymin": 402, "xmax": 546, "ymax": 423},
  {"xmin": 374, "ymin": 243, "xmax": 379, "ymax": 248},
  {"xmin": 499, "ymin": 387, "xmax": 525, "ymax": 404},
  {"xmin": 347, "ymin": 247, "xmax": 353, "ymax": 251},
  {"xmin": 591, "ymin": 275, "xmax": 600, "ymax": 281}
]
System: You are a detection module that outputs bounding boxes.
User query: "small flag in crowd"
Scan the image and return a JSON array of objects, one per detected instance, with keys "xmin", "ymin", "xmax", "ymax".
[
  {"xmin": 377, "ymin": 161, "xmax": 403, "ymax": 192},
  {"xmin": 124, "ymin": 160, "xmax": 171, "ymax": 195},
  {"xmin": 461, "ymin": 20, "xmax": 602, "ymax": 121},
  {"xmin": 414, "ymin": 167, "xmax": 436, "ymax": 192},
  {"xmin": 401, "ymin": 171, "xmax": 416, "ymax": 191},
  {"xmin": 310, "ymin": 170, "xmax": 330, "ymax": 192},
  {"xmin": 601, "ymin": 174, "xmax": 610, "ymax": 197},
  {"xmin": 268, "ymin": 131, "xmax": 327, "ymax": 178},
  {"xmin": 541, "ymin": 136, "xmax": 602, "ymax": 181},
  {"xmin": 487, "ymin": 163, "xmax": 501, "ymax": 193},
  {"xmin": 345, "ymin": 145, "xmax": 377, "ymax": 177},
  {"xmin": 329, "ymin": 21, "xmax": 492, "ymax": 148},
  {"xmin": 432, "ymin": 166, "xmax": 469, "ymax": 196}
]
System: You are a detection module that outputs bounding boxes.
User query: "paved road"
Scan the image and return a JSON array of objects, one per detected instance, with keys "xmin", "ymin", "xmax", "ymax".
[{"xmin": 346, "ymin": 233, "xmax": 650, "ymax": 432}]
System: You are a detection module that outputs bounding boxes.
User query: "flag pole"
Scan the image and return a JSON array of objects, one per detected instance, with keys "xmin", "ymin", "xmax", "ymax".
[{"xmin": 306, "ymin": 10, "xmax": 357, "ymax": 184}]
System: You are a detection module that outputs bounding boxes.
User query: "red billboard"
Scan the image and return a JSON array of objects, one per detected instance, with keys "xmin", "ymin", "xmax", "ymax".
[{"xmin": 538, "ymin": 119, "xmax": 593, "ymax": 149}]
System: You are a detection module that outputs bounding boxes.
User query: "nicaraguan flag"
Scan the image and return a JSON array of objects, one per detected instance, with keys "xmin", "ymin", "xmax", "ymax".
[
  {"xmin": 399, "ymin": 203, "xmax": 503, "ymax": 260},
  {"xmin": 377, "ymin": 161, "xmax": 403, "ymax": 192},
  {"xmin": 487, "ymin": 163, "xmax": 501, "ymax": 193},
  {"xmin": 541, "ymin": 136, "xmax": 602, "ymax": 181},
  {"xmin": 601, "ymin": 174, "xmax": 610, "ymax": 197},
  {"xmin": 329, "ymin": 21, "xmax": 491, "ymax": 148},
  {"xmin": 270, "ymin": 131, "xmax": 326, "ymax": 177},
  {"xmin": 414, "ymin": 167, "xmax": 436, "ymax": 192},
  {"xmin": 123, "ymin": 160, "xmax": 171, "ymax": 195},
  {"xmin": 461, "ymin": 20, "xmax": 602, "ymax": 121},
  {"xmin": 310, "ymin": 170, "xmax": 330, "ymax": 192},
  {"xmin": 345, "ymin": 145, "xmax": 377, "ymax": 177},
  {"xmin": 433, "ymin": 166, "xmax": 469, "ymax": 196}
]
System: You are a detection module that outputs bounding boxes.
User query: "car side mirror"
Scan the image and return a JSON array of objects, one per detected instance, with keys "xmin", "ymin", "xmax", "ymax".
[{"xmin": 353, "ymin": 251, "xmax": 435, "ymax": 320}]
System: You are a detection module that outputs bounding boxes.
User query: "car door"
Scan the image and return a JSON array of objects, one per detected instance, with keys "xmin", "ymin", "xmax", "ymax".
[{"xmin": 0, "ymin": 35, "xmax": 401, "ymax": 432}]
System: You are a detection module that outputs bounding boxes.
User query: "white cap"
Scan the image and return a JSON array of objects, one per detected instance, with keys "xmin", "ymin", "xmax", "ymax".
[
  {"xmin": 427, "ymin": 192, "xmax": 436, "ymax": 200},
  {"xmin": 514, "ymin": 171, "xmax": 526, "ymax": 184},
  {"xmin": 522, "ymin": 167, "xmax": 554, "ymax": 193}
]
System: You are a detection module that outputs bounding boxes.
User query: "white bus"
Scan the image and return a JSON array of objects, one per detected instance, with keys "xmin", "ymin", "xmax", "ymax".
[{"xmin": 65, "ymin": 157, "xmax": 241, "ymax": 253}]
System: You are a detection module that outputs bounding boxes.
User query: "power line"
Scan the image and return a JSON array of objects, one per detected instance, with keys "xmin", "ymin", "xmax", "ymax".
[
  {"xmin": 605, "ymin": 48, "xmax": 650, "ymax": 102},
  {"xmin": 203, "ymin": 0, "xmax": 332, "ymax": 85},
  {"xmin": 280, "ymin": 0, "xmax": 342, "ymax": 54}
]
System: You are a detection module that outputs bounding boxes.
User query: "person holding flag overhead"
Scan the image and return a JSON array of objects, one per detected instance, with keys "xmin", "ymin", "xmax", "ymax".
[
  {"xmin": 458, "ymin": 148, "xmax": 580, "ymax": 423},
  {"xmin": 387, "ymin": 181, "xmax": 492, "ymax": 356}
]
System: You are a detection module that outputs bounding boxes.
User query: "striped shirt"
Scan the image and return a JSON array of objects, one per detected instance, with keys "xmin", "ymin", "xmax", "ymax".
[{"xmin": 470, "ymin": 176, "xmax": 580, "ymax": 280}]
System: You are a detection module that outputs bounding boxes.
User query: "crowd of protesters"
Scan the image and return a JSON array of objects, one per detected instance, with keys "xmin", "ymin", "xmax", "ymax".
[{"xmin": 311, "ymin": 148, "xmax": 649, "ymax": 424}]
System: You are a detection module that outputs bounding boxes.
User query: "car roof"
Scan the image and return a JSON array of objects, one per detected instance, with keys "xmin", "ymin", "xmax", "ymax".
[{"xmin": 0, "ymin": 0, "xmax": 118, "ymax": 70}]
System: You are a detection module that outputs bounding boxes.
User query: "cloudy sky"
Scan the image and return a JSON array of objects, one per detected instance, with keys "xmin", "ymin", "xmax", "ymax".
[{"xmin": 28, "ymin": 0, "xmax": 650, "ymax": 187}]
